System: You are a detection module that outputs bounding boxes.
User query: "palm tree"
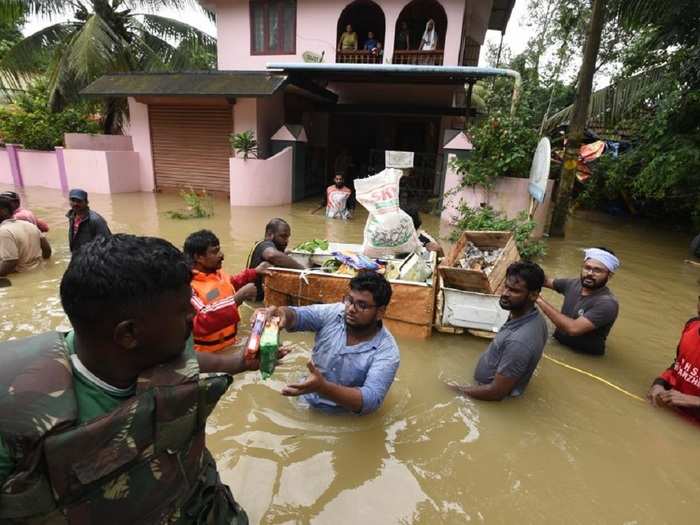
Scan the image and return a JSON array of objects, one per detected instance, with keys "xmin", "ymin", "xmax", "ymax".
[{"xmin": 0, "ymin": 1, "xmax": 216, "ymax": 132}]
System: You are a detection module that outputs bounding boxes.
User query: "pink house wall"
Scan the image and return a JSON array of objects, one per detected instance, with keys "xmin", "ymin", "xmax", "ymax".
[
  {"xmin": 0, "ymin": 149, "xmax": 11, "ymax": 184},
  {"xmin": 17, "ymin": 150, "xmax": 62, "ymax": 190},
  {"xmin": 230, "ymin": 146, "xmax": 293, "ymax": 206},
  {"xmin": 126, "ymin": 98, "xmax": 155, "ymax": 192},
  {"xmin": 211, "ymin": 0, "xmax": 467, "ymax": 69}
]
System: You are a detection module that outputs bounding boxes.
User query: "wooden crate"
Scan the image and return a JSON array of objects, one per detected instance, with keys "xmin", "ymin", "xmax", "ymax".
[
  {"xmin": 438, "ymin": 231, "xmax": 519, "ymax": 293},
  {"xmin": 264, "ymin": 269, "xmax": 437, "ymax": 339}
]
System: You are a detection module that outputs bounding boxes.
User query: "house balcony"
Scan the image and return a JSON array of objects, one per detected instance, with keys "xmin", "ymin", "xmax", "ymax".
[
  {"xmin": 392, "ymin": 50, "xmax": 445, "ymax": 66},
  {"xmin": 336, "ymin": 50, "xmax": 382, "ymax": 64}
]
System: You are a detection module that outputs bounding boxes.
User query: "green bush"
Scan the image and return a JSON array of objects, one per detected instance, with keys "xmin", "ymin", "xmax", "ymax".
[
  {"xmin": 451, "ymin": 111, "xmax": 539, "ymax": 190},
  {"xmin": 229, "ymin": 130, "xmax": 257, "ymax": 160},
  {"xmin": 450, "ymin": 204, "xmax": 547, "ymax": 260},
  {"xmin": 167, "ymin": 188, "xmax": 214, "ymax": 220},
  {"xmin": 0, "ymin": 80, "xmax": 101, "ymax": 150}
]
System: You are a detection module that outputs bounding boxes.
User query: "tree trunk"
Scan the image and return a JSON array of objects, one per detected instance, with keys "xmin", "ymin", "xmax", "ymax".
[{"xmin": 549, "ymin": 0, "xmax": 606, "ymax": 237}]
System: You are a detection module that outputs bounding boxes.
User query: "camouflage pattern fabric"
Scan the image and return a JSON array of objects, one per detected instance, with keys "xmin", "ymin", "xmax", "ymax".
[{"xmin": 0, "ymin": 332, "xmax": 248, "ymax": 525}]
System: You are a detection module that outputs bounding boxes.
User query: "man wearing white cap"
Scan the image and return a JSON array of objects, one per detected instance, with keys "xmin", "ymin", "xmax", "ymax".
[{"xmin": 536, "ymin": 247, "xmax": 620, "ymax": 355}]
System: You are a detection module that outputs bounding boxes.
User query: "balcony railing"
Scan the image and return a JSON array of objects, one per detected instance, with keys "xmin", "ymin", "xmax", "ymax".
[
  {"xmin": 392, "ymin": 50, "xmax": 444, "ymax": 66},
  {"xmin": 336, "ymin": 50, "xmax": 382, "ymax": 64}
]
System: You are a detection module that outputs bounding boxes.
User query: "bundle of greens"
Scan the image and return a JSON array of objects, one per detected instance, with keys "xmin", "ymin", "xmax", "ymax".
[{"xmin": 295, "ymin": 239, "xmax": 329, "ymax": 253}]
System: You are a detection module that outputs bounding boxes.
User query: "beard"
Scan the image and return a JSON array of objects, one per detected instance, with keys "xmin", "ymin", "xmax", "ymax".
[
  {"xmin": 499, "ymin": 296, "xmax": 523, "ymax": 311},
  {"xmin": 580, "ymin": 274, "xmax": 608, "ymax": 289}
]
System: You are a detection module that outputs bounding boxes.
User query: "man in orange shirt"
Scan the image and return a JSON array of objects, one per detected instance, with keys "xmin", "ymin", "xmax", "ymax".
[
  {"xmin": 184, "ymin": 230, "xmax": 271, "ymax": 353},
  {"xmin": 648, "ymin": 295, "xmax": 700, "ymax": 422}
]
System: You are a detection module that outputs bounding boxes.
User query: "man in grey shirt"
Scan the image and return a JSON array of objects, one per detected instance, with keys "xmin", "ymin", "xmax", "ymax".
[
  {"xmin": 536, "ymin": 247, "xmax": 620, "ymax": 355},
  {"xmin": 449, "ymin": 261, "xmax": 548, "ymax": 400}
]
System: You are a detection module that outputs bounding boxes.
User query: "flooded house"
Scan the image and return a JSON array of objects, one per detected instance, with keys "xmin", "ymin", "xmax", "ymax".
[{"xmin": 81, "ymin": 0, "xmax": 516, "ymax": 205}]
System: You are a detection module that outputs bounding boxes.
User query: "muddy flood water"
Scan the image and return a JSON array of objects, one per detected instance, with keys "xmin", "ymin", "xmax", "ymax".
[{"xmin": 2, "ymin": 185, "xmax": 699, "ymax": 524}]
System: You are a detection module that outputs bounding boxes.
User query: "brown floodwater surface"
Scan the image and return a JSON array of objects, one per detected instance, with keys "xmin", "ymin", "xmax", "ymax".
[{"xmin": 1, "ymin": 185, "xmax": 699, "ymax": 524}]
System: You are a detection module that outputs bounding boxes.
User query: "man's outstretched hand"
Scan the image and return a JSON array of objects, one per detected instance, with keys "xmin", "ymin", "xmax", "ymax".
[{"xmin": 282, "ymin": 361, "xmax": 326, "ymax": 396}]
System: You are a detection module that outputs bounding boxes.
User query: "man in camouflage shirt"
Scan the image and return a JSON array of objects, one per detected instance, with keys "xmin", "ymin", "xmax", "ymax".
[{"xmin": 0, "ymin": 234, "xmax": 278, "ymax": 524}]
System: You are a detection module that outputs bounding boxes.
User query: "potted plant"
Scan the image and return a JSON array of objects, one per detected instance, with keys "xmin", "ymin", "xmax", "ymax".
[{"xmin": 230, "ymin": 130, "xmax": 258, "ymax": 160}]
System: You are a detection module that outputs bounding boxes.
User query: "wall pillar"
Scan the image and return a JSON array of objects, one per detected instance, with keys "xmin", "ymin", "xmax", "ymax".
[
  {"xmin": 55, "ymin": 147, "xmax": 69, "ymax": 194},
  {"xmin": 6, "ymin": 144, "xmax": 23, "ymax": 188}
]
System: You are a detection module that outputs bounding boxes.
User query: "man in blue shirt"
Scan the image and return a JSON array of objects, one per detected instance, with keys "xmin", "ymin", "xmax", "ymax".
[{"xmin": 265, "ymin": 272, "xmax": 400, "ymax": 414}]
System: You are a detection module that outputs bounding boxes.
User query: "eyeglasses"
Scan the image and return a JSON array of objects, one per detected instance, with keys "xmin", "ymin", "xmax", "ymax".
[
  {"xmin": 582, "ymin": 264, "xmax": 607, "ymax": 276},
  {"xmin": 343, "ymin": 295, "xmax": 377, "ymax": 312}
]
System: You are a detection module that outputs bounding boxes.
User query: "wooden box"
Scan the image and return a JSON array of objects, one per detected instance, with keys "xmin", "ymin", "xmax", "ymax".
[
  {"xmin": 438, "ymin": 231, "xmax": 519, "ymax": 294},
  {"xmin": 263, "ymin": 251, "xmax": 438, "ymax": 339}
]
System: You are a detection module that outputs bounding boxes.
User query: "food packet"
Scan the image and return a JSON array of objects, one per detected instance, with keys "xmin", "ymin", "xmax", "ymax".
[
  {"xmin": 259, "ymin": 319, "xmax": 279, "ymax": 380},
  {"xmin": 245, "ymin": 311, "xmax": 266, "ymax": 361},
  {"xmin": 354, "ymin": 169, "xmax": 419, "ymax": 257}
]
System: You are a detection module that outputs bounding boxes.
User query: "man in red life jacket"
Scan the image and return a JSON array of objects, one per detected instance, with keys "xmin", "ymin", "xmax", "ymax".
[
  {"xmin": 184, "ymin": 230, "xmax": 271, "ymax": 353},
  {"xmin": 648, "ymin": 295, "xmax": 700, "ymax": 421}
]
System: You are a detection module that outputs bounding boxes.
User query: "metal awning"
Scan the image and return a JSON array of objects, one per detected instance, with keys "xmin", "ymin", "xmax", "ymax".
[
  {"xmin": 81, "ymin": 71, "xmax": 288, "ymax": 98},
  {"xmin": 266, "ymin": 63, "xmax": 518, "ymax": 85}
]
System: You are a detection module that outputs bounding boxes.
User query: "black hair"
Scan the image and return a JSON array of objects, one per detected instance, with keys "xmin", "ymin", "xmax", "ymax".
[
  {"xmin": 402, "ymin": 207, "xmax": 421, "ymax": 229},
  {"xmin": 183, "ymin": 229, "xmax": 220, "ymax": 261},
  {"xmin": 349, "ymin": 271, "xmax": 392, "ymax": 307},
  {"xmin": 506, "ymin": 261, "xmax": 545, "ymax": 292},
  {"xmin": 0, "ymin": 197, "xmax": 12, "ymax": 214},
  {"xmin": 265, "ymin": 218, "xmax": 289, "ymax": 236},
  {"xmin": 595, "ymin": 246, "xmax": 616, "ymax": 256},
  {"xmin": 60, "ymin": 234, "xmax": 191, "ymax": 330}
]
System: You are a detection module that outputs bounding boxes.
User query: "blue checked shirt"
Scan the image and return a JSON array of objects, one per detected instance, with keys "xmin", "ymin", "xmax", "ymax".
[{"xmin": 289, "ymin": 303, "xmax": 400, "ymax": 414}]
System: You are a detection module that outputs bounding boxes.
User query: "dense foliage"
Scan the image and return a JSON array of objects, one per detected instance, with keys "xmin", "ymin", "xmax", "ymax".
[
  {"xmin": 450, "ymin": 205, "xmax": 547, "ymax": 261},
  {"xmin": 451, "ymin": 111, "xmax": 539, "ymax": 189},
  {"xmin": 0, "ymin": 1, "xmax": 216, "ymax": 133},
  {"xmin": 0, "ymin": 79, "xmax": 100, "ymax": 150}
]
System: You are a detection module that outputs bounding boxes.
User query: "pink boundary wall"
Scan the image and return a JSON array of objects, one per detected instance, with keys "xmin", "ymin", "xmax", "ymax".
[
  {"xmin": 64, "ymin": 133, "xmax": 133, "ymax": 151},
  {"xmin": 230, "ymin": 147, "xmax": 293, "ymax": 206},
  {"xmin": 17, "ymin": 149, "xmax": 62, "ymax": 189},
  {"xmin": 0, "ymin": 133, "xmax": 144, "ymax": 194},
  {"xmin": 0, "ymin": 149, "xmax": 11, "ymax": 184},
  {"xmin": 63, "ymin": 150, "xmax": 141, "ymax": 193},
  {"xmin": 440, "ymin": 156, "xmax": 555, "ymax": 239}
]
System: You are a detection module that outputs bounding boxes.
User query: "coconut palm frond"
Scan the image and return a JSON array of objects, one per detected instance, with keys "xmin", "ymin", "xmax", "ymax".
[
  {"xmin": 543, "ymin": 66, "xmax": 667, "ymax": 132},
  {"xmin": 135, "ymin": 30, "xmax": 177, "ymax": 71},
  {"xmin": 0, "ymin": 0, "xmax": 71, "ymax": 23},
  {"xmin": 136, "ymin": 13, "xmax": 215, "ymax": 48},
  {"xmin": 67, "ymin": 14, "xmax": 135, "ymax": 84},
  {"xmin": 0, "ymin": 22, "xmax": 76, "ymax": 87}
]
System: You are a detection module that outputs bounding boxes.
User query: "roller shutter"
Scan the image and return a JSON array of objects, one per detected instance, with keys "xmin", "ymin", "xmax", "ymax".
[{"xmin": 149, "ymin": 105, "xmax": 233, "ymax": 193}]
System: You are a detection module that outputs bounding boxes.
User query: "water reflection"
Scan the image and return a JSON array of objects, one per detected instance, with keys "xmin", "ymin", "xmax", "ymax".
[{"xmin": 1, "ymin": 184, "xmax": 699, "ymax": 523}]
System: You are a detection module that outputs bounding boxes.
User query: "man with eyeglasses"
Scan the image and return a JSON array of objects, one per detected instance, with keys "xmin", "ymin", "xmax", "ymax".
[
  {"xmin": 536, "ymin": 247, "xmax": 620, "ymax": 356},
  {"xmin": 261, "ymin": 271, "xmax": 400, "ymax": 414}
]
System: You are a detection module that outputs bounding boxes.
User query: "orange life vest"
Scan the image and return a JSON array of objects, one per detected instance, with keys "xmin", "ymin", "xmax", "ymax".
[{"xmin": 191, "ymin": 270, "xmax": 238, "ymax": 353}]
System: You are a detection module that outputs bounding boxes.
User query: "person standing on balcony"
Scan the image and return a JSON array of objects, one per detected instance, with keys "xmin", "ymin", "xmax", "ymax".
[
  {"xmin": 396, "ymin": 21, "xmax": 411, "ymax": 51},
  {"xmin": 338, "ymin": 24, "xmax": 358, "ymax": 51},
  {"xmin": 364, "ymin": 31, "xmax": 379, "ymax": 52},
  {"xmin": 420, "ymin": 19, "xmax": 438, "ymax": 51}
]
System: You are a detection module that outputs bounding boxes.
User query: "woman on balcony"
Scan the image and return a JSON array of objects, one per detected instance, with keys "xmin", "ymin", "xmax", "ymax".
[
  {"xmin": 338, "ymin": 24, "xmax": 358, "ymax": 51},
  {"xmin": 419, "ymin": 19, "xmax": 438, "ymax": 52}
]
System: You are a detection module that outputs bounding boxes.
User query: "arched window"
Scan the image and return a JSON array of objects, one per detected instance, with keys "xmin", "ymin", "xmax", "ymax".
[
  {"xmin": 394, "ymin": 0, "xmax": 447, "ymax": 63},
  {"xmin": 336, "ymin": 1, "xmax": 386, "ymax": 63},
  {"xmin": 250, "ymin": 0, "xmax": 296, "ymax": 55}
]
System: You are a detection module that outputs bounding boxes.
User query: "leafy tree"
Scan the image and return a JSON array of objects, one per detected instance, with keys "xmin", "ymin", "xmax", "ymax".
[
  {"xmin": 0, "ymin": 78, "xmax": 101, "ymax": 149},
  {"xmin": 0, "ymin": 1, "xmax": 216, "ymax": 132}
]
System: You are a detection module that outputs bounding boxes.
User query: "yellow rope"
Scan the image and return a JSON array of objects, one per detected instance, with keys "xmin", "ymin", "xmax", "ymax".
[{"xmin": 542, "ymin": 353, "xmax": 645, "ymax": 402}]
